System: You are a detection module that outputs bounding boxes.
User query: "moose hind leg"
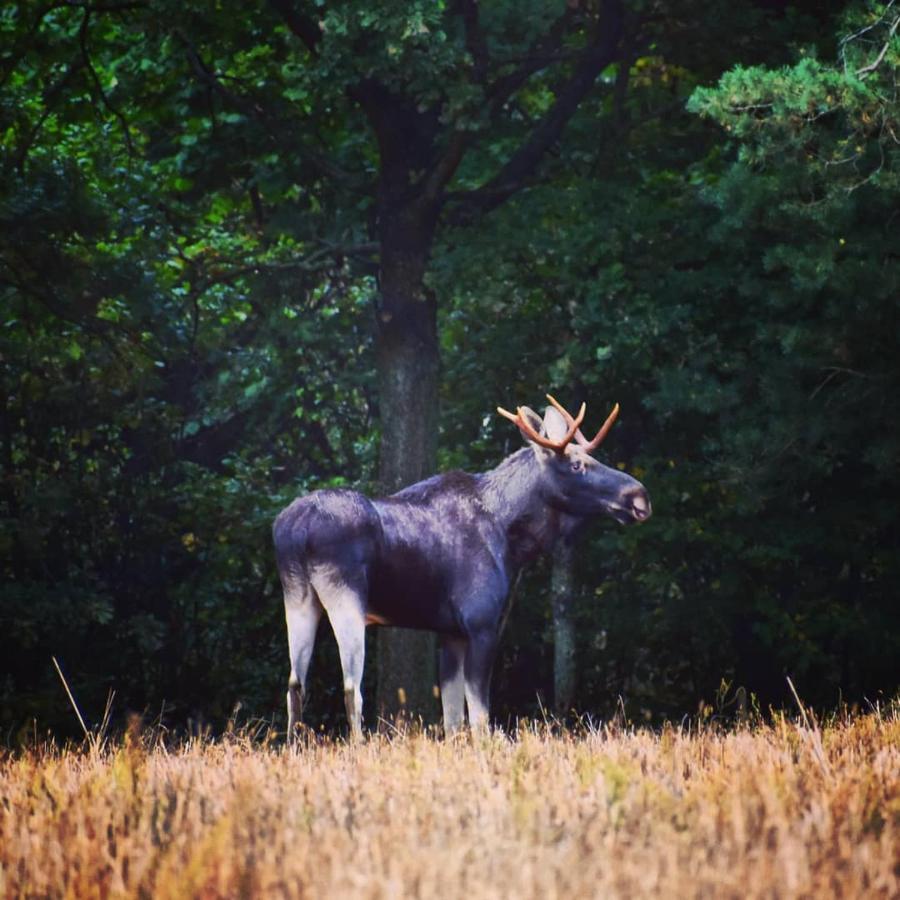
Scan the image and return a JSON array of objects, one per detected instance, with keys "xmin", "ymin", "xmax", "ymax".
[
  {"xmin": 284, "ymin": 589, "xmax": 323, "ymax": 739},
  {"xmin": 332, "ymin": 603, "xmax": 366, "ymax": 739},
  {"xmin": 439, "ymin": 636, "xmax": 467, "ymax": 735},
  {"xmin": 313, "ymin": 569, "xmax": 367, "ymax": 739}
]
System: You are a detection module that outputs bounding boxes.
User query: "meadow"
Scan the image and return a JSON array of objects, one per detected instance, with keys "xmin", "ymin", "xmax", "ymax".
[{"xmin": 1, "ymin": 709, "xmax": 897, "ymax": 899}]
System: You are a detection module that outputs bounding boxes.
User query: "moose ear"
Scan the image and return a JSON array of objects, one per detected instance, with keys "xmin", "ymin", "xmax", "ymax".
[
  {"xmin": 519, "ymin": 406, "xmax": 544, "ymax": 449},
  {"xmin": 516, "ymin": 406, "xmax": 544, "ymax": 440},
  {"xmin": 542, "ymin": 405, "xmax": 570, "ymax": 443}
]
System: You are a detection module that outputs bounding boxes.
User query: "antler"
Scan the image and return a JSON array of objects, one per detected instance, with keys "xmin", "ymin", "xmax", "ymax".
[
  {"xmin": 546, "ymin": 394, "xmax": 620, "ymax": 453},
  {"xmin": 497, "ymin": 401, "xmax": 586, "ymax": 452}
]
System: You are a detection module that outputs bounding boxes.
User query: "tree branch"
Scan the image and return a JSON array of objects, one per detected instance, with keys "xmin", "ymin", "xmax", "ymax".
[
  {"xmin": 79, "ymin": 7, "xmax": 135, "ymax": 155},
  {"xmin": 10, "ymin": 59, "xmax": 85, "ymax": 171},
  {"xmin": 0, "ymin": 2, "xmax": 68, "ymax": 90},
  {"xmin": 855, "ymin": 14, "xmax": 900, "ymax": 78},
  {"xmin": 80, "ymin": 2, "xmax": 147, "ymax": 11},
  {"xmin": 446, "ymin": 0, "xmax": 624, "ymax": 224},
  {"xmin": 612, "ymin": 38, "xmax": 632, "ymax": 127},
  {"xmin": 176, "ymin": 29, "xmax": 359, "ymax": 186},
  {"xmin": 419, "ymin": 130, "xmax": 471, "ymax": 205},
  {"xmin": 456, "ymin": 0, "xmax": 489, "ymax": 82},
  {"xmin": 840, "ymin": 0, "xmax": 898, "ymax": 74},
  {"xmin": 268, "ymin": 0, "xmax": 322, "ymax": 55},
  {"xmin": 424, "ymin": 4, "xmax": 613, "ymax": 210},
  {"xmin": 198, "ymin": 242, "xmax": 378, "ymax": 290},
  {"xmin": 175, "ymin": 29, "xmax": 260, "ymax": 118},
  {"xmin": 0, "ymin": 268, "xmax": 132, "ymax": 363},
  {"xmin": 485, "ymin": 6, "xmax": 579, "ymax": 114}
]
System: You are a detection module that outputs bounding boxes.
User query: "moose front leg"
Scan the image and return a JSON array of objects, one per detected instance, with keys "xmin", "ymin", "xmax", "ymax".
[
  {"xmin": 464, "ymin": 631, "xmax": 497, "ymax": 732},
  {"xmin": 439, "ymin": 635, "xmax": 467, "ymax": 735}
]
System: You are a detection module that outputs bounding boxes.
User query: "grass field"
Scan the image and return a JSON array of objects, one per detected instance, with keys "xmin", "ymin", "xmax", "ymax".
[{"xmin": 1, "ymin": 709, "xmax": 898, "ymax": 899}]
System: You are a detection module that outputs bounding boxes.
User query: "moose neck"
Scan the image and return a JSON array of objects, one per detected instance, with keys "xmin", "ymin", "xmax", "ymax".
[{"xmin": 477, "ymin": 448, "xmax": 566, "ymax": 566}]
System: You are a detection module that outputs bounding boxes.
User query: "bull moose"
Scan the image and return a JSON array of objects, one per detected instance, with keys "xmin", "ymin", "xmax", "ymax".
[{"xmin": 273, "ymin": 396, "xmax": 651, "ymax": 737}]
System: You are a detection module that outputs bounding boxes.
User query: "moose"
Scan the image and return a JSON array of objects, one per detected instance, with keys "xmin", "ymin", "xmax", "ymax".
[{"xmin": 273, "ymin": 396, "xmax": 651, "ymax": 737}]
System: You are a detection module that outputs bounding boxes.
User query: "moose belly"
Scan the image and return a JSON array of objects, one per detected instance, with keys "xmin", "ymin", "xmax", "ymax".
[{"xmin": 366, "ymin": 551, "xmax": 459, "ymax": 633}]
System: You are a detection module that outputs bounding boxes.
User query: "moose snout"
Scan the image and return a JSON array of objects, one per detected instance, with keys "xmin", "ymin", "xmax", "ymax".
[{"xmin": 625, "ymin": 486, "xmax": 652, "ymax": 522}]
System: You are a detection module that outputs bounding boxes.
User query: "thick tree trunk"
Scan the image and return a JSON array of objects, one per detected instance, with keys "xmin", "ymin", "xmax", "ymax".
[
  {"xmin": 551, "ymin": 539, "xmax": 576, "ymax": 716},
  {"xmin": 373, "ymin": 197, "xmax": 440, "ymax": 726}
]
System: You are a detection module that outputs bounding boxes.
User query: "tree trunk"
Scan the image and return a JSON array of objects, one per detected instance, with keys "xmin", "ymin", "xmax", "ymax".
[
  {"xmin": 551, "ymin": 539, "xmax": 576, "ymax": 716},
  {"xmin": 373, "ymin": 196, "xmax": 440, "ymax": 727}
]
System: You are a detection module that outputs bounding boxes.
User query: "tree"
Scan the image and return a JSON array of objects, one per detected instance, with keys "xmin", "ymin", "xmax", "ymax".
[
  {"xmin": 2, "ymin": 0, "xmax": 645, "ymax": 723},
  {"xmin": 255, "ymin": 0, "xmax": 638, "ymax": 720}
]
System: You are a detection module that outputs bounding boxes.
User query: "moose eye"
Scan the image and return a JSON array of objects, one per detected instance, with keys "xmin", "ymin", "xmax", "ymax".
[{"xmin": 570, "ymin": 458, "xmax": 585, "ymax": 474}]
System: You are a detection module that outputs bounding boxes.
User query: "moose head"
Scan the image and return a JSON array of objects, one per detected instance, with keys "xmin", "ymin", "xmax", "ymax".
[{"xmin": 497, "ymin": 395, "xmax": 651, "ymax": 526}]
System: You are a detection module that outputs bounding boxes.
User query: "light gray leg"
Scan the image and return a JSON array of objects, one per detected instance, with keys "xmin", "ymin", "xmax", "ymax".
[
  {"xmin": 311, "ymin": 568, "xmax": 367, "ymax": 740},
  {"xmin": 440, "ymin": 636, "xmax": 467, "ymax": 735},
  {"xmin": 285, "ymin": 590, "xmax": 323, "ymax": 739},
  {"xmin": 331, "ymin": 603, "xmax": 366, "ymax": 739},
  {"xmin": 464, "ymin": 634, "xmax": 496, "ymax": 733}
]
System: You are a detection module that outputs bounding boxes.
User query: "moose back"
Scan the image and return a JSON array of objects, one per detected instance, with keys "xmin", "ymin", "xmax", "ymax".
[{"xmin": 273, "ymin": 396, "xmax": 651, "ymax": 736}]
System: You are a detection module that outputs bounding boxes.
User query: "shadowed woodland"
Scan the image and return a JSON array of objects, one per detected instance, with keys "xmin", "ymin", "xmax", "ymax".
[{"xmin": 2, "ymin": 0, "xmax": 899, "ymax": 740}]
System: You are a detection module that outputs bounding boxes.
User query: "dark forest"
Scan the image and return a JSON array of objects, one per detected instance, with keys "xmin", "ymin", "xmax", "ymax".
[{"xmin": 2, "ymin": 0, "xmax": 898, "ymax": 741}]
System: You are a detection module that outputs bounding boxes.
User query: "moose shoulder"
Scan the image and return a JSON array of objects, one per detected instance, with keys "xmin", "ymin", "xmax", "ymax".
[{"xmin": 273, "ymin": 396, "xmax": 651, "ymax": 738}]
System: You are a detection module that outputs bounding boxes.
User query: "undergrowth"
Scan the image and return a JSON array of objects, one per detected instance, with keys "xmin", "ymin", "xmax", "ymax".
[{"xmin": 1, "ymin": 708, "xmax": 898, "ymax": 898}]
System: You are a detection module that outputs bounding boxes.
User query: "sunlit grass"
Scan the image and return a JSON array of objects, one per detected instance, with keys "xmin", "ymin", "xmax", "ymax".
[{"xmin": 1, "ymin": 709, "xmax": 898, "ymax": 898}]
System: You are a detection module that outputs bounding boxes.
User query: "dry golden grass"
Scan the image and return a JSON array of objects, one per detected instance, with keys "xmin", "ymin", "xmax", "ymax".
[{"xmin": 1, "ymin": 710, "xmax": 898, "ymax": 899}]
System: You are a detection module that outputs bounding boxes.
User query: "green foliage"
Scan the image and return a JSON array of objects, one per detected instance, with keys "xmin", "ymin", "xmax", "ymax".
[
  {"xmin": 1, "ymin": 1, "xmax": 379, "ymax": 734},
  {"xmin": 438, "ymin": 0, "xmax": 900, "ymax": 721},
  {"xmin": 690, "ymin": 2, "xmax": 900, "ymax": 192},
  {"xmin": 2, "ymin": 0, "xmax": 898, "ymax": 738}
]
